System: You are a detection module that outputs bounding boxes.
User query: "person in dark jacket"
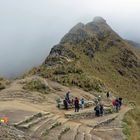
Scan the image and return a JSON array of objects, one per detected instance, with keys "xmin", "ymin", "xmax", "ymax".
[
  {"xmin": 100, "ymin": 104, "xmax": 104, "ymax": 116},
  {"xmin": 118, "ymin": 97, "xmax": 122, "ymax": 109},
  {"xmin": 74, "ymin": 97, "xmax": 79, "ymax": 112},
  {"xmin": 107, "ymin": 92, "xmax": 110, "ymax": 98},
  {"xmin": 94, "ymin": 104, "xmax": 100, "ymax": 117},
  {"xmin": 65, "ymin": 91, "xmax": 70, "ymax": 104},
  {"xmin": 115, "ymin": 98, "xmax": 120, "ymax": 112},
  {"xmin": 63, "ymin": 98, "xmax": 68, "ymax": 110}
]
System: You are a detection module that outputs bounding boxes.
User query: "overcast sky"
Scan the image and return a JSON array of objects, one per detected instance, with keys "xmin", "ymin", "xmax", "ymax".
[{"xmin": 0, "ymin": 0, "xmax": 140, "ymax": 79}]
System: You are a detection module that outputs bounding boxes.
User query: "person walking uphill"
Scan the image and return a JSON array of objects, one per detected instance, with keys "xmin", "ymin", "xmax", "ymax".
[{"xmin": 74, "ymin": 97, "xmax": 79, "ymax": 112}]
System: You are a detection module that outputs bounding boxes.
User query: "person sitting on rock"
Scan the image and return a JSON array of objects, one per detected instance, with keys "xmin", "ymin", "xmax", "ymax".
[
  {"xmin": 81, "ymin": 98, "xmax": 85, "ymax": 109},
  {"xmin": 74, "ymin": 97, "xmax": 79, "ymax": 112}
]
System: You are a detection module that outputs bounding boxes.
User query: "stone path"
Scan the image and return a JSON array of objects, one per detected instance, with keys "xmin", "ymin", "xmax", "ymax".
[{"xmin": 13, "ymin": 106, "xmax": 131, "ymax": 140}]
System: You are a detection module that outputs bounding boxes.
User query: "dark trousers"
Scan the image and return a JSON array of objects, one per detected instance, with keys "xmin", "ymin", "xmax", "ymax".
[
  {"xmin": 75, "ymin": 105, "xmax": 79, "ymax": 112},
  {"xmin": 64, "ymin": 102, "xmax": 68, "ymax": 110},
  {"xmin": 95, "ymin": 110, "xmax": 100, "ymax": 117}
]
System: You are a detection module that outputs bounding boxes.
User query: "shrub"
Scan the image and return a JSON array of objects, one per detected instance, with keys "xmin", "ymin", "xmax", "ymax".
[
  {"xmin": 0, "ymin": 82, "xmax": 5, "ymax": 90},
  {"xmin": 23, "ymin": 77, "xmax": 50, "ymax": 94}
]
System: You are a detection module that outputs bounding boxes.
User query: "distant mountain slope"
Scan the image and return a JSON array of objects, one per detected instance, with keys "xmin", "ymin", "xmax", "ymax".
[
  {"xmin": 27, "ymin": 17, "xmax": 140, "ymax": 104},
  {"xmin": 126, "ymin": 39, "xmax": 140, "ymax": 49}
]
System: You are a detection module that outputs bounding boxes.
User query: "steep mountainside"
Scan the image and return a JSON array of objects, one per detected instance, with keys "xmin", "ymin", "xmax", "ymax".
[{"xmin": 27, "ymin": 17, "xmax": 140, "ymax": 104}]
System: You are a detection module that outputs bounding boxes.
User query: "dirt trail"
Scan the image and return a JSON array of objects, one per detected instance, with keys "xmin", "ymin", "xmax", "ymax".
[{"xmin": 0, "ymin": 76, "xmax": 131, "ymax": 140}]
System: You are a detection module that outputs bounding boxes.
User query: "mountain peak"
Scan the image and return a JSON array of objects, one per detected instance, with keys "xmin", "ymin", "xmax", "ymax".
[
  {"xmin": 69, "ymin": 22, "xmax": 84, "ymax": 33},
  {"xmin": 93, "ymin": 16, "xmax": 106, "ymax": 23}
]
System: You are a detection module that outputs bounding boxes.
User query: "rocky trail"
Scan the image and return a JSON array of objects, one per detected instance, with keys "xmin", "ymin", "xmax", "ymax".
[
  {"xmin": 13, "ymin": 105, "xmax": 130, "ymax": 140},
  {"xmin": 0, "ymin": 76, "xmax": 132, "ymax": 140}
]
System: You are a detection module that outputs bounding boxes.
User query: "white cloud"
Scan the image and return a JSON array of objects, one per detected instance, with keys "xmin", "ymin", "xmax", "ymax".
[{"xmin": 0, "ymin": 0, "xmax": 140, "ymax": 78}]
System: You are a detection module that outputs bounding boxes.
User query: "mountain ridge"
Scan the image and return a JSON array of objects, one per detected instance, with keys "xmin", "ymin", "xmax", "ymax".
[{"xmin": 26, "ymin": 17, "xmax": 140, "ymax": 104}]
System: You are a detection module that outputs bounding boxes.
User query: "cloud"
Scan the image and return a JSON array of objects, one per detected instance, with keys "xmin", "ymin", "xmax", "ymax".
[{"xmin": 0, "ymin": 0, "xmax": 140, "ymax": 78}]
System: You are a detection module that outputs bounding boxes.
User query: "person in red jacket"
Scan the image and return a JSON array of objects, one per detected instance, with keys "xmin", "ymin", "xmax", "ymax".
[
  {"xmin": 112, "ymin": 99, "xmax": 116, "ymax": 112},
  {"xmin": 74, "ymin": 97, "xmax": 79, "ymax": 112}
]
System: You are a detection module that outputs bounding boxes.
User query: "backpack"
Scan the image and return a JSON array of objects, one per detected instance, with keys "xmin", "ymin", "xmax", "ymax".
[{"xmin": 81, "ymin": 99, "xmax": 84, "ymax": 104}]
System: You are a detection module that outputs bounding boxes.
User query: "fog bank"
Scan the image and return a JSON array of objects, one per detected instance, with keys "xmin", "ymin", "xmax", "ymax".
[{"xmin": 0, "ymin": 0, "xmax": 140, "ymax": 78}]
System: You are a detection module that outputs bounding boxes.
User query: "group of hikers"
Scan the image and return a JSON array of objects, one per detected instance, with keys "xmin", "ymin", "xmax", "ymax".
[
  {"xmin": 63, "ymin": 91, "xmax": 85, "ymax": 112},
  {"xmin": 112, "ymin": 97, "xmax": 122, "ymax": 112},
  {"xmin": 63, "ymin": 91, "xmax": 123, "ymax": 116},
  {"xmin": 94, "ymin": 92, "xmax": 123, "ymax": 117}
]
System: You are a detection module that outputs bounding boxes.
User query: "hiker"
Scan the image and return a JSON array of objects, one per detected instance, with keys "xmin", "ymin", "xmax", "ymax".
[
  {"xmin": 100, "ymin": 104, "xmax": 104, "ymax": 116},
  {"xmin": 118, "ymin": 97, "xmax": 122, "ymax": 109},
  {"xmin": 65, "ymin": 91, "xmax": 70, "ymax": 104},
  {"xmin": 115, "ymin": 98, "xmax": 120, "ymax": 112},
  {"xmin": 81, "ymin": 98, "xmax": 85, "ymax": 109},
  {"xmin": 74, "ymin": 97, "xmax": 79, "ymax": 112},
  {"xmin": 107, "ymin": 91, "xmax": 110, "ymax": 98},
  {"xmin": 63, "ymin": 98, "xmax": 68, "ymax": 110},
  {"xmin": 94, "ymin": 104, "xmax": 100, "ymax": 117}
]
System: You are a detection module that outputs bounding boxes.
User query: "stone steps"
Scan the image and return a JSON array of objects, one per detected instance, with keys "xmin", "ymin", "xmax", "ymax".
[
  {"xmin": 87, "ymin": 114, "xmax": 118, "ymax": 129},
  {"xmin": 60, "ymin": 122, "xmax": 81, "ymax": 140},
  {"xmin": 18, "ymin": 115, "xmax": 52, "ymax": 130},
  {"xmin": 85, "ymin": 133, "xmax": 103, "ymax": 140},
  {"xmin": 44, "ymin": 123, "xmax": 70, "ymax": 140},
  {"xmin": 33, "ymin": 115, "xmax": 61, "ymax": 137},
  {"xmin": 85, "ymin": 134, "xmax": 92, "ymax": 140},
  {"xmin": 92, "ymin": 135, "xmax": 103, "ymax": 140},
  {"xmin": 29, "ymin": 114, "xmax": 55, "ymax": 133},
  {"xmin": 77, "ymin": 125, "xmax": 93, "ymax": 133},
  {"xmin": 78, "ymin": 113, "xmax": 118, "ymax": 130},
  {"xmin": 75, "ymin": 132, "xmax": 85, "ymax": 140},
  {"xmin": 15, "ymin": 112, "xmax": 50, "ymax": 130},
  {"xmin": 65, "ymin": 107, "xmax": 112, "ymax": 120}
]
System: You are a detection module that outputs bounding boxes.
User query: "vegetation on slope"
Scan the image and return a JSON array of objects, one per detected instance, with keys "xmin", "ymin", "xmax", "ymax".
[
  {"xmin": 0, "ymin": 77, "xmax": 10, "ymax": 90},
  {"xmin": 123, "ymin": 107, "xmax": 140, "ymax": 140},
  {"xmin": 22, "ymin": 76, "xmax": 50, "ymax": 94}
]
